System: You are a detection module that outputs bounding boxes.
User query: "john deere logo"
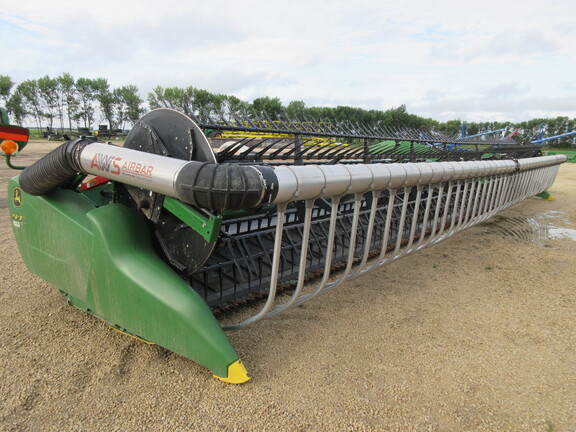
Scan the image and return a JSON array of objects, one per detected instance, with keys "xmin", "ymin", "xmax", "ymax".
[{"xmin": 13, "ymin": 187, "xmax": 23, "ymax": 208}]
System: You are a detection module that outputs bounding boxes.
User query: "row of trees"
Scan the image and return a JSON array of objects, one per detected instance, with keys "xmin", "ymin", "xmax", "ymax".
[
  {"xmin": 148, "ymin": 87, "xmax": 576, "ymax": 144},
  {"xmin": 0, "ymin": 74, "xmax": 144, "ymax": 134},
  {"xmin": 2, "ymin": 74, "xmax": 575, "ymax": 145},
  {"xmin": 148, "ymin": 86, "xmax": 437, "ymax": 130}
]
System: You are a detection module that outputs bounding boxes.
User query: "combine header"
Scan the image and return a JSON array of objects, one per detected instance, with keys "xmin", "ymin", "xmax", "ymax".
[{"xmin": 5, "ymin": 108, "xmax": 566, "ymax": 383}]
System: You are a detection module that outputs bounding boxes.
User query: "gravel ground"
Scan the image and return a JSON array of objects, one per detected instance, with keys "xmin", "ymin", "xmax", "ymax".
[{"xmin": 1, "ymin": 143, "xmax": 575, "ymax": 432}]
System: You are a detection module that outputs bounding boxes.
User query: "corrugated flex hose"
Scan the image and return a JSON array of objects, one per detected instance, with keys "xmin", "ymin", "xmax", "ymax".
[{"xmin": 19, "ymin": 138, "xmax": 95, "ymax": 196}]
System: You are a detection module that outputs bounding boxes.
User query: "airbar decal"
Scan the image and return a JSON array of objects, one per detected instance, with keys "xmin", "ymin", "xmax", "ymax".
[{"xmin": 90, "ymin": 153, "xmax": 154, "ymax": 178}]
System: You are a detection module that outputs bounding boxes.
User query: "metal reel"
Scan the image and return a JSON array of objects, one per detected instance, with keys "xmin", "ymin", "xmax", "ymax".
[{"xmin": 116, "ymin": 108, "xmax": 219, "ymax": 276}]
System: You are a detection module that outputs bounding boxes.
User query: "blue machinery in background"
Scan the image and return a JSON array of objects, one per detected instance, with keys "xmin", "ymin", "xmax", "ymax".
[{"xmin": 532, "ymin": 124, "xmax": 576, "ymax": 146}]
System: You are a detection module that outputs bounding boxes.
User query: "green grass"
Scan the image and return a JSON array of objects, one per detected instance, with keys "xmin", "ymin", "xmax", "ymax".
[{"xmin": 543, "ymin": 149, "xmax": 576, "ymax": 162}]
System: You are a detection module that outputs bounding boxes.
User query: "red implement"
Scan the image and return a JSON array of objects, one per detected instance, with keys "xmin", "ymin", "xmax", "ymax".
[{"xmin": 0, "ymin": 124, "xmax": 30, "ymax": 144}]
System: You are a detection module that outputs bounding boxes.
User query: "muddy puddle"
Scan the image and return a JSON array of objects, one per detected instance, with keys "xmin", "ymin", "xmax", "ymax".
[{"xmin": 479, "ymin": 210, "xmax": 576, "ymax": 246}]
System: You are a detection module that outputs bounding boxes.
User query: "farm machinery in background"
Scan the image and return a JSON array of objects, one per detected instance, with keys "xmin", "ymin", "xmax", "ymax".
[
  {"xmin": 531, "ymin": 124, "xmax": 576, "ymax": 164},
  {"xmin": 531, "ymin": 123, "xmax": 576, "ymax": 146},
  {"xmin": 4, "ymin": 108, "xmax": 566, "ymax": 383},
  {"xmin": 1, "ymin": 107, "xmax": 29, "ymax": 169}
]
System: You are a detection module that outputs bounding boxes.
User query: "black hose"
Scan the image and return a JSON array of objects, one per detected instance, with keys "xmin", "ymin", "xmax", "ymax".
[{"xmin": 19, "ymin": 138, "xmax": 95, "ymax": 196}]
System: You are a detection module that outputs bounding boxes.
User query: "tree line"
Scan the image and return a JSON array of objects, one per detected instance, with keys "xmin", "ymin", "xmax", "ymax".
[
  {"xmin": 0, "ymin": 74, "xmax": 144, "ymax": 134},
  {"xmin": 1, "ymin": 74, "xmax": 575, "ymax": 146}
]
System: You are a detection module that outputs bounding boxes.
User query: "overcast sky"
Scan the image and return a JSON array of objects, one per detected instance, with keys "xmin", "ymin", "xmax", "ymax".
[{"xmin": 1, "ymin": 0, "xmax": 575, "ymax": 122}]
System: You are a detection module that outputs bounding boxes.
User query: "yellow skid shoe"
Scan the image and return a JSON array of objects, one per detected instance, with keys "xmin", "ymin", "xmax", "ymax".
[{"xmin": 214, "ymin": 360, "xmax": 251, "ymax": 384}]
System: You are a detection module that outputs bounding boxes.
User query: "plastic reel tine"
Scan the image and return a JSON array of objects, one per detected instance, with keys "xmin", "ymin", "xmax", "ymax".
[
  {"xmin": 269, "ymin": 140, "xmax": 301, "ymax": 160},
  {"xmin": 253, "ymin": 138, "xmax": 284, "ymax": 160}
]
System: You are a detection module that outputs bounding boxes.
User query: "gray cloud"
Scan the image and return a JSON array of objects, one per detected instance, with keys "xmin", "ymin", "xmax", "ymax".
[
  {"xmin": 485, "ymin": 30, "xmax": 557, "ymax": 57},
  {"xmin": 413, "ymin": 93, "xmax": 576, "ymax": 121},
  {"xmin": 15, "ymin": 10, "xmax": 246, "ymax": 65},
  {"xmin": 427, "ymin": 30, "xmax": 558, "ymax": 63},
  {"xmin": 483, "ymin": 83, "xmax": 526, "ymax": 99}
]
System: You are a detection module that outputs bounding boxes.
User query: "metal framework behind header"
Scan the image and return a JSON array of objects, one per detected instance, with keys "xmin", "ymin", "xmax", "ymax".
[{"xmin": 192, "ymin": 112, "xmax": 541, "ymax": 164}]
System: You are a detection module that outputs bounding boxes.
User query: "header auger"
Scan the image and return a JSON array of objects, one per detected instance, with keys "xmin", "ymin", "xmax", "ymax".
[{"xmin": 6, "ymin": 108, "xmax": 566, "ymax": 383}]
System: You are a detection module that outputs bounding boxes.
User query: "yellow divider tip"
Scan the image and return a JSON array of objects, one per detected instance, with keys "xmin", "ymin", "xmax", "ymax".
[
  {"xmin": 214, "ymin": 360, "xmax": 251, "ymax": 384},
  {"xmin": 547, "ymin": 196, "xmax": 555, "ymax": 201}
]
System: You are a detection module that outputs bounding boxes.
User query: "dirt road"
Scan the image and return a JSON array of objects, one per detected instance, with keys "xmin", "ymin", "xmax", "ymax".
[{"xmin": 1, "ymin": 143, "xmax": 575, "ymax": 431}]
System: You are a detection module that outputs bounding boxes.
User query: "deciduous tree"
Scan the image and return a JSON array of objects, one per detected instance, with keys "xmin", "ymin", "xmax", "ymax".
[
  {"xmin": 0, "ymin": 75, "xmax": 14, "ymax": 106},
  {"xmin": 37, "ymin": 75, "xmax": 60, "ymax": 132}
]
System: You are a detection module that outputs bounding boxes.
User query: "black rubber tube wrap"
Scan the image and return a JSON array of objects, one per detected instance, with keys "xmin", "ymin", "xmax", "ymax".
[
  {"xmin": 19, "ymin": 138, "xmax": 95, "ymax": 196},
  {"xmin": 175, "ymin": 162, "xmax": 278, "ymax": 211}
]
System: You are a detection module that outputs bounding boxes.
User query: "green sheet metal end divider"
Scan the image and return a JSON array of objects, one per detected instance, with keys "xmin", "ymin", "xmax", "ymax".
[
  {"xmin": 8, "ymin": 177, "xmax": 249, "ymax": 384},
  {"xmin": 536, "ymin": 190, "xmax": 554, "ymax": 200}
]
